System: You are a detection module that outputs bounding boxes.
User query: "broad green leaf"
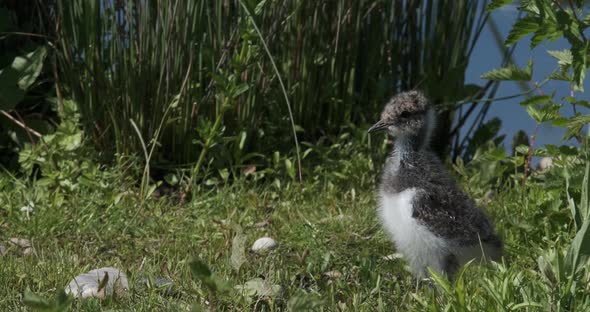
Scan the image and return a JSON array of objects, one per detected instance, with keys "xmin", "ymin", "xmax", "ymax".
[
  {"xmin": 506, "ymin": 16, "xmax": 539, "ymax": 46},
  {"xmin": 235, "ymin": 278, "xmax": 281, "ymax": 298},
  {"xmin": 481, "ymin": 60, "xmax": 533, "ymax": 81},
  {"xmin": 55, "ymin": 289, "xmax": 73, "ymax": 311},
  {"xmin": 238, "ymin": 131, "xmax": 247, "ymax": 150},
  {"xmin": 13, "ymin": 46, "xmax": 48, "ymax": 90},
  {"xmin": 0, "ymin": 45, "xmax": 48, "ymax": 110},
  {"xmin": 566, "ymin": 207, "xmax": 590, "ymax": 273},
  {"xmin": 190, "ymin": 259, "xmax": 212, "ymax": 279},
  {"xmin": 574, "ymin": 100, "xmax": 590, "ymax": 109},
  {"xmin": 232, "ymin": 83, "xmax": 249, "ymax": 98},
  {"xmin": 286, "ymin": 292, "xmax": 324, "ymax": 311},
  {"xmin": 168, "ymin": 93, "xmax": 180, "ymax": 109},
  {"xmin": 572, "ymin": 42, "xmax": 589, "ymax": 90},
  {"xmin": 548, "ymin": 49, "xmax": 573, "ymax": 66},
  {"xmin": 548, "ymin": 68, "xmax": 573, "ymax": 81},
  {"xmin": 562, "ymin": 96, "xmax": 590, "ymax": 108},
  {"xmin": 537, "ymin": 253, "xmax": 558, "ymax": 285},
  {"xmin": 486, "ymin": 0, "xmax": 513, "ymax": 13},
  {"xmin": 531, "ymin": 24, "xmax": 561, "ymax": 48},
  {"xmin": 565, "ymin": 169, "xmax": 582, "ymax": 231},
  {"xmin": 525, "ymin": 103, "xmax": 562, "ymax": 123},
  {"xmin": 582, "ymin": 161, "xmax": 590, "ymax": 221},
  {"xmin": 164, "ymin": 173, "xmax": 179, "ymax": 186},
  {"xmin": 22, "ymin": 291, "xmax": 52, "ymax": 310},
  {"xmin": 190, "ymin": 258, "xmax": 225, "ymax": 293},
  {"xmin": 520, "ymin": 95, "xmax": 553, "ymax": 106},
  {"xmin": 427, "ymin": 269, "xmax": 452, "ymax": 295},
  {"xmin": 515, "ymin": 144, "xmax": 529, "ymax": 155},
  {"xmin": 59, "ymin": 133, "xmax": 82, "ymax": 151},
  {"xmin": 563, "ymin": 114, "xmax": 590, "ymax": 139},
  {"xmin": 556, "ymin": 10, "xmax": 583, "ymax": 43},
  {"xmin": 519, "ymin": 0, "xmax": 540, "ymax": 15},
  {"xmin": 285, "ymin": 158, "xmax": 295, "ymax": 179}
]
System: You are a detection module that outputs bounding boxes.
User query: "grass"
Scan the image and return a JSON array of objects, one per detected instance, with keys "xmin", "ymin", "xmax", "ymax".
[
  {"xmin": 47, "ymin": 0, "xmax": 492, "ymax": 168},
  {"xmin": 2, "ymin": 136, "xmax": 589, "ymax": 311}
]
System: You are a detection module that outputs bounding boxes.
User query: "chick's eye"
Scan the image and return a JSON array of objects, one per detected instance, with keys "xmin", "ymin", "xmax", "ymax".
[{"xmin": 399, "ymin": 112, "xmax": 412, "ymax": 119}]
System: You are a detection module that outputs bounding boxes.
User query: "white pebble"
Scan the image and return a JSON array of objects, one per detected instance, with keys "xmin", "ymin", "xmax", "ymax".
[
  {"xmin": 19, "ymin": 201, "xmax": 35, "ymax": 213},
  {"xmin": 251, "ymin": 237, "xmax": 278, "ymax": 253},
  {"xmin": 65, "ymin": 267, "xmax": 128, "ymax": 299},
  {"xmin": 538, "ymin": 157, "xmax": 553, "ymax": 171},
  {"xmin": 8, "ymin": 238, "xmax": 31, "ymax": 248}
]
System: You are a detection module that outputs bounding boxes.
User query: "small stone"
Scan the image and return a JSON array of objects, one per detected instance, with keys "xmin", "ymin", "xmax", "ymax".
[
  {"xmin": 8, "ymin": 238, "xmax": 31, "ymax": 248},
  {"xmin": 22, "ymin": 247, "xmax": 33, "ymax": 256},
  {"xmin": 538, "ymin": 157, "xmax": 553, "ymax": 171},
  {"xmin": 323, "ymin": 270, "xmax": 342, "ymax": 279},
  {"xmin": 8, "ymin": 238, "xmax": 33, "ymax": 256},
  {"xmin": 65, "ymin": 267, "xmax": 128, "ymax": 299},
  {"xmin": 254, "ymin": 220, "xmax": 269, "ymax": 228},
  {"xmin": 383, "ymin": 253, "xmax": 403, "ymax": 261},
  {"xmin": 251, "ymin": 237, "xmax": 278, "ymax": 253},
  {"xmin": 19, "ymin": 201, "xmax": 35, "ymax": 213},
  {"xmin": 0, "ymin": 244, "xmax": 6, "ymax": 256},
  {"xmin": 243, "ymin": 165, "xmax": 257, "ymax": 176}
]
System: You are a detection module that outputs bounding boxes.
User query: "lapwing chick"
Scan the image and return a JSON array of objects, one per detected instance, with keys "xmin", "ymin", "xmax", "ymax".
[{"xmin": 369, "ymin": 90, "xmax": 502, "ymax": 279}]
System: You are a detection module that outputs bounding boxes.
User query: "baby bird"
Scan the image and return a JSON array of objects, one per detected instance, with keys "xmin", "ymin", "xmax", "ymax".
[{"xmin": 369, "ymin": 90, "xmax": 502, "ymax": 279}]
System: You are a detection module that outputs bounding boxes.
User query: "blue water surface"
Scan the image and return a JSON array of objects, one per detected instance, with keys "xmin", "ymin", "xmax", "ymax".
[{"xmin": 465, "ymin": 3, "xmax": 588, "ymax": 154}]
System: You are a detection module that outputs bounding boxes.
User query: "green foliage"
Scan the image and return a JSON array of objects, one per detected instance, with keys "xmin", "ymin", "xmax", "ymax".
[
  {"xmin": 189, "ymin": 259, "xmax": 215, "ymax": 292},
  {"xmin": 486, "ymin": 0, "xmax": 514, "ymax": 12},
  {"xmin": 48, "ymin": 0, "xmax": 490, "ymax": 178},
  {"xmin": 0, "ymin": 46, "xmax": 47, "ymax": 110},
  {"xmin": 494, "ymin": 0, "xmax": 590, "ymax": 88},
  {"xmin": 480, "ymin": 59, "xmax": 533, "ymax": 81},
  {"xmin": 1, "ymin": 103, "xmax": 590, "ymax": 310},
  {"xmin": 18, "ymin": 100, "xmax": 90, "ymax": 191},
  {"xmin": 0, "ymin": 3, "xmax": 56, "ymax": 169},
  {"xmin": 483, "ymin": 0, "xmax": 590, "ymax": 153},
  {"xmin": 22, "ymin": 290, "xmax": 72, "ymax": 312},
  {"xmin": 471, "ymin": 3, "xmax": 590, "ymax": 303},
  {"xmin": 7, "ymin": 0, "xmax": 590, "ymax": 311},
  {"xmin": 1, "ymin": 131, "xmax": 590, "ymax": 310}
]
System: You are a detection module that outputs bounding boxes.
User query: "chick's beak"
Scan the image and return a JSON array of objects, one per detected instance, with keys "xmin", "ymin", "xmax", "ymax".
[{"xmin": 368, "ymin": 119, "xmax": 388, "ymax": 133}]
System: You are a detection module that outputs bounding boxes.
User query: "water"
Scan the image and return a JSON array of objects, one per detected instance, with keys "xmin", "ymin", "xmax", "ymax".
[{"xmin": 465, "ymin": 3, "xmax": 588, "ymax": 155}]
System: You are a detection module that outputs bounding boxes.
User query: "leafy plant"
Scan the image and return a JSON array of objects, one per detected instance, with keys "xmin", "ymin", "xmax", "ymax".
[
  {"xmin": 45, "ymin": 0, "xmax": 493, "ymax": 179},
  {"xmin": 189, "ymin": 258, "xmax": 231, "ymax": 310},
  {"xmin": 22, "ymin": 289, "xmax": 72, "ymax": 312},
  {"xmin": 0, "ymin": 3, "xmax": 55, "ymax": 169},
  {"xmin": 18, "ymin": 99, "xmax": 92, "ymax": 192},
  {"xmin": 483, "ymin": 0, "xmax": 590, "ymax": 176}
]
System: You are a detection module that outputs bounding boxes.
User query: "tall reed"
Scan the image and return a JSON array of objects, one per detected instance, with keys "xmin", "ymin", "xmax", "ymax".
[{"xmin": 49, "ymin": 0, "xmax": 489, "ymax": 170}]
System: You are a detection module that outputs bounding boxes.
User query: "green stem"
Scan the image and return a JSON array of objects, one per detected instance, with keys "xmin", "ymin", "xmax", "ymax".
[
  {"xmin": 192, "ymin": 106, "xmax": 226, "ymax": 179},
  {"xmin": 180, "ymin": 97, "xmax": 229, "ymax": 206}
]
